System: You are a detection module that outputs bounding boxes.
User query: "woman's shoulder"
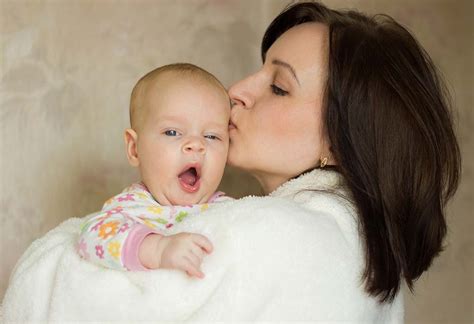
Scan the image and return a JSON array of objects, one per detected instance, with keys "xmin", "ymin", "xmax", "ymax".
[
  {"xmin": 218, "ymin": 193, "xmax": 357, "ymax": 249},
  {"xmin": 211, "ymin": 170, "xmax": 360, "ymax": 253},
  {"xmin": 270, "ymin": 168, "xmax": 359, "ymax": 239},
  {"xmin": 218, "ymin": 194, "xmax": 365, "ymax": 301}
]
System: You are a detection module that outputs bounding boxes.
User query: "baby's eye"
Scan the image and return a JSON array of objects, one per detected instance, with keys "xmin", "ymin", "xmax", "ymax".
[
  {"xmin": 204, "ymin": 134, "xmax": 220, "ymax": 141},
  {"xmin": 271, "ymin": 84, "xmax": 289, "ymax": 96},
  {"xmin": 164, "ymin": 130, "xmax": 178, "ymax": 136}
]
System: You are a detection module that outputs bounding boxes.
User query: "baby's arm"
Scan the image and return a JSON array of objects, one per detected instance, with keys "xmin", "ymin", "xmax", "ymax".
[
  {"xmin": 78, "ymin": 213, "xmax": 213, "ymax": 275},
  {"xmin": 78, "ymin": 212, "xmax": 213, "ymax": 276},
  {"xmin": 77, "ymin": 211, "xmax": 140, "ymax": 270},
  {"xmin": 78, "ymin": 185, "xmax": 219, "ymax": 274},
  {"xmin": 139, "ymin": 232, "xmax": 213, "ymax": 278}
]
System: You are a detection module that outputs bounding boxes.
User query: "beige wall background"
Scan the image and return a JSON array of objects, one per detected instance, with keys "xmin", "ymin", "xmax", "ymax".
[{"xmin": 1, "ymin": 0, "xmax": 472, "ymax": 322}]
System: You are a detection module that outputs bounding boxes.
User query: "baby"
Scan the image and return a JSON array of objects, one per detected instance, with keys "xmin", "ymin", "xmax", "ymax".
[{"xmin": 77, "ymin": 63, "xmax": 232, "ymax": 278}]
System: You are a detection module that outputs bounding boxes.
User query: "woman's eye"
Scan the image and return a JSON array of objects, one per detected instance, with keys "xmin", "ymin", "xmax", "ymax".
[
  {"xmin": 205, "ymin": 134, "xmax": 220, "ymax": 140},
  {"xmin": 164, "ymin": 130, "xmax": 178, "ymax": 136},
  {"xmin": 271, "ymin": 84, "xmax": 289, "ymax": 96}
]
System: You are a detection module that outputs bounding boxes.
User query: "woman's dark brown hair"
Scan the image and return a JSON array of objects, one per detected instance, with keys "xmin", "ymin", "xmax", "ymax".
[{"xmin": 262, "ymin": 1, "xmax": 461, "ymax": 303}]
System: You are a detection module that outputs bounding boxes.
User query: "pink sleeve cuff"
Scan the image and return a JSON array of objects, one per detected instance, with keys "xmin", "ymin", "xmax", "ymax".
[
  {"xmin": 122, "ymin": 224, "xmax": 158, "ymax": 271},
  {"xmin": 208, "ymin": 191, "xmax": 225, "ymax": 203}
]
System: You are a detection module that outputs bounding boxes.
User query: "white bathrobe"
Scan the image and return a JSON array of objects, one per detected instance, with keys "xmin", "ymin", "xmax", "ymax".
[{"xmin": 1, "ymin": 169, "xmax": 403, "ymax": 322}]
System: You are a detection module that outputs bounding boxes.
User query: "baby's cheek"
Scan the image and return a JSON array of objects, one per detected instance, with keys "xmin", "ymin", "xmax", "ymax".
[
  {"xmin": 212, "ymin": 140, "xmax": 229, "ymax": 155},
  {"xmin": 209, "ymin": 148, "xmax": 227, "ymax": 173}
]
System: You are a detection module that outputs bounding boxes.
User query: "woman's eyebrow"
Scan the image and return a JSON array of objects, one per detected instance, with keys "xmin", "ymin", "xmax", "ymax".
[{"xmin": 272, "ymin": 59, "xmax": 300, "ymax": 86}]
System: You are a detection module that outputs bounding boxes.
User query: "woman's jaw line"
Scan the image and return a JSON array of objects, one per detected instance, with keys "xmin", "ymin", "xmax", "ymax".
[
  {"xmin": 241, "ymin": 168, "xmax": 293, "ymax": 195},
  {"xmin": 255, "ymin": 174, "xmax": 290, "ymax": 194}
]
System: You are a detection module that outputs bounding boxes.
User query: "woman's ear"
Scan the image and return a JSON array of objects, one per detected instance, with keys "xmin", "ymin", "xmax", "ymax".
[{"xmin": 124, "ymin": 128, "xmax": 140, "ymax": 167}]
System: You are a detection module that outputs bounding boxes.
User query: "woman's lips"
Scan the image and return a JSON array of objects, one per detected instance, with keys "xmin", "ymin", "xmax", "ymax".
[{"xmin": 228, "ymin": 120, "xmax": 237, "ymax": 131}]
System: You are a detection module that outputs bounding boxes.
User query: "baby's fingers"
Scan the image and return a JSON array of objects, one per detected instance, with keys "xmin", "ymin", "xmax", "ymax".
[
  {"xmin": 192, "ymin": 234, "xmax": 213, "ymax": 254},
  {"xmin": 186, "ymin": 252, "xmax": 202, "ymax": 268},
  {"xmin": 190, "ymin": 244, "xmax": 205, "ymax": 260},
  {"xmin": 182, "ymin": 256, "xmax": 205, "ymax": 279}
]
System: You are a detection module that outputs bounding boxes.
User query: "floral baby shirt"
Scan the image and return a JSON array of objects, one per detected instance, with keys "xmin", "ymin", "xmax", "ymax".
[{"xmin": 77, "ymin": 182, "xmax": 230, "ymax": 270}]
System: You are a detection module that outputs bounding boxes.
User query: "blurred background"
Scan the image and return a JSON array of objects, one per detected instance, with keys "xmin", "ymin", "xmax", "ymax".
[{"xmin": 1, "ymin": 0, "xmax": 472, "ymax": 322}]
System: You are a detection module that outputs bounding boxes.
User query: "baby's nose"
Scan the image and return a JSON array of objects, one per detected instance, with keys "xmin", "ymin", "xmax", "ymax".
[{"xmin": 183, "ymin": 137, "xmax": 206, "ymax": 154}]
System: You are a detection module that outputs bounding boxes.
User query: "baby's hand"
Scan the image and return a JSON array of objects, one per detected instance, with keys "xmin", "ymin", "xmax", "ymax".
[{"xmin": 159, "ymin": 233, "xmax": 213, "ymax": 278}]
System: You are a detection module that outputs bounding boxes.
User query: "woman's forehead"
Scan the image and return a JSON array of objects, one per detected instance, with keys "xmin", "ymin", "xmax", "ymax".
[
  {"xmin": 266, "ymin": 23, "xmax": 328, "ymax": 66},
  {"xmin": 266, "ymin": 22, "xmax": 329, "ymax": 85}
]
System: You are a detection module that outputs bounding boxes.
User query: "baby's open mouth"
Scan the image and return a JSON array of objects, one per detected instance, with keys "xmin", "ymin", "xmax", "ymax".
[{"xmin": 178, "ymin": 165, "xmax": 201, "ymax": 193}]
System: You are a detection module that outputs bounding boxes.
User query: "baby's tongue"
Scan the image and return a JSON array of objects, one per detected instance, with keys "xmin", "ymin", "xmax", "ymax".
[{"xmin": 179, "ymin": 169, "xmax": 197, "ymax": 186}]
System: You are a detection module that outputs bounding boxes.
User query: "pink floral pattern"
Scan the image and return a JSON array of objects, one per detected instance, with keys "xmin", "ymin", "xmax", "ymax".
[
  {"xmin": 118, "ymin": 223, "xmax": 130, "ymax": 233},
  {"xmin": 95, "ymin": 245, "xmax": 104, "ymax": 259},
  {"xmin": 117, "ymin": 193, "xmax": 135, "ymax": 202},
  {"xmin": 77, "ymin": 183, "xmax": 230, "ymax": 270},
  {"xmin": 76, "ymin": 239, "xmax": 90, "ymax": 260},
  {"xmin": 106, "ymin": 206, "xmax": 123, "ymax": 216}
]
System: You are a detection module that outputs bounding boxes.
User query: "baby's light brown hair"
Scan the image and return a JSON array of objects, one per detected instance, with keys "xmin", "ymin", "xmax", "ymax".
[{"xmin": 129, "ymin": 63, "xmax": 229, "ymax": 132}]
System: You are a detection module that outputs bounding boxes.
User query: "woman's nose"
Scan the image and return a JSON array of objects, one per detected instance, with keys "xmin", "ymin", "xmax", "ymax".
[
  {"xmin": 228, "ymin": 74, "xmax": 257, "ymax": 110},
  {"xmin": 183, "ymin": 137, "xmax": 206, "ymax": 154}
]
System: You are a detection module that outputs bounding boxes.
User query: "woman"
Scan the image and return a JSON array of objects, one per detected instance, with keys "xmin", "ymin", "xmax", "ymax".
[
  {"xmin": 228, "ymin": 0, "xmax": 459, "ymax": 313},
  {"xmin": 2, "ymin": 1, "xmax": 460, "ymax": 322}
]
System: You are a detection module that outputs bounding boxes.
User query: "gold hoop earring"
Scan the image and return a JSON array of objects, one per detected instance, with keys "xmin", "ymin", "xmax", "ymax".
[{"xmin": 320, "ymin": 157, "xmax": 328, "ymax": 168}]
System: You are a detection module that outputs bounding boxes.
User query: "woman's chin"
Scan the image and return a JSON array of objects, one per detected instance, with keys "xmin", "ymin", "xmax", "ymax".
[{"xmin": 226, "ymin": 152, "xmax": 239, "ymax": 168}]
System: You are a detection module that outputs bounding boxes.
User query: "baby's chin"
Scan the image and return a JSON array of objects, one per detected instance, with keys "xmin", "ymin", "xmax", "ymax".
[
  {"xmin": 146, "ymin": 182, "xmax": 215, "ymax": 206},
  {"xmin": 165, "ymin": 192, "xmax": 213, "ymax": 206}
]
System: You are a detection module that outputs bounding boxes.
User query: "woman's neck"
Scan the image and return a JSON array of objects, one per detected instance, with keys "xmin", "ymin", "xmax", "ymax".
[
  {"xmin": 252, "ymin": 172, "xmax": 291, "ymax": 195},
  {"xmin": 253, "ymin": 166, "xmax": 340, "ymax": 194}
]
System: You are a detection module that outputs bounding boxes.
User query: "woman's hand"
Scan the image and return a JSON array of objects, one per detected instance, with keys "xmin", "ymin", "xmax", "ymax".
[{"xmin": 139, "ymin": 233, "xmax": 213, "ymax": 278}]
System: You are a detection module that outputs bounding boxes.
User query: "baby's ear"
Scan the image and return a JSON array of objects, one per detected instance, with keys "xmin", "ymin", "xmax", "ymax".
[{"xmin": 124, "ymin": 128, "xmax": 140, "ymax": 167}]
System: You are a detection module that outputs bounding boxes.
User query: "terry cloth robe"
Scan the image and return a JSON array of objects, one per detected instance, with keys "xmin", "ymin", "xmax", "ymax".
[{"xmin": 2, "ymin": 169, "xmax": 403, "ymax": 322}]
